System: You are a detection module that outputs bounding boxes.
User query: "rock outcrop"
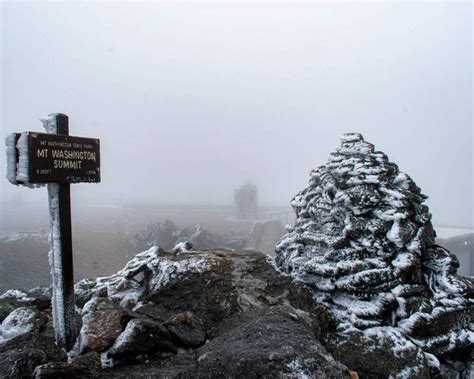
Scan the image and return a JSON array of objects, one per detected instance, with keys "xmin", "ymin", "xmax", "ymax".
[
  {"xmin": 0, "ymin": 249, "xmax": 350, "ymax": 378},
  {"xmin": 131, "ymin": 220, "xmax": 248, "ymax": 252},
  {"xmin": 276, "ymin": 133, "xmax": 473, "ymax": 377}
]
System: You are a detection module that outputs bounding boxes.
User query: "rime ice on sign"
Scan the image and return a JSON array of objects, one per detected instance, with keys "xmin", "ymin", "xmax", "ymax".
[
  {"xmin": 276, "ymin": 133, "xmax": 473, "ymax": 364},
  {"xmin": 4, "ymin": 113, "xmax": 100, "ymax": 351}
]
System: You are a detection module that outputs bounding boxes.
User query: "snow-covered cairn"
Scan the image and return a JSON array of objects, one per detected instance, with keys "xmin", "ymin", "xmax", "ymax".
[{"xmin": 276, "ymin": 133, "xmax": 472, "ymax": 362}]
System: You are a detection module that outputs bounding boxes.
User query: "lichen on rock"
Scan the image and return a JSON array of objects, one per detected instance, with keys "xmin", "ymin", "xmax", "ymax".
[{"xmin": 276, "ymin": 133, "xmax": 473, "ymax": 376}]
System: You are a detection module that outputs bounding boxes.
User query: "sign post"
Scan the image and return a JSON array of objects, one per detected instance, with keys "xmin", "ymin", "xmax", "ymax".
[{"xmin": 5, "ymin": 113, "xmax": 100, "ymax": 350}]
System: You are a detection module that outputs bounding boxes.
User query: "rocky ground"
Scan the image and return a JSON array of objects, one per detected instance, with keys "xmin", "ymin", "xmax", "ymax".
[
  {"xmin": 0, "ymin": 247, "xmax": 471, "ymax": 378},
  {"xmin": 0, "ymin": 249, "xmax": 353, "ymax": 378}
]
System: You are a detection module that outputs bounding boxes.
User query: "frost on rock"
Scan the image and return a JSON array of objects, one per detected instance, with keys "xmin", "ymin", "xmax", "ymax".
[
  {"xmin": 172, "ymin": 241, "xmax": 193, "ymax": 253},
  {"xmin": 0, "ymin": 307, "xmax": 43, "ymax": 343},
  {"xmin": 79, "ymin": 246, "xmax": 214, "ymax": 310},
  {"xmin": 276, "ymin": 133, "xmax": 473, "ymax": 365},
  {"xmin": 285, "ymin": 358, "xmax": 312, "ymax": 379},
  {"xmin": 0, "ymin": 290, "xmax": 34, "ymax": 303}
]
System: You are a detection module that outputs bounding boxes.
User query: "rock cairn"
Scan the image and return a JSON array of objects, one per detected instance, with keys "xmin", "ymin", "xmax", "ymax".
[{"xmin": 276, "ymin": 133, "xmax": 473, "ymax": 368}]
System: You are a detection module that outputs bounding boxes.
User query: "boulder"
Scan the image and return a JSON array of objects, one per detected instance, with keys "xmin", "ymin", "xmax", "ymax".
[
  {"xmin": 192, "ymin": 306, "xmax": 349, "ymax": 378},
  {"xmin": 104, "ymin": 306, "xmax": 349, "ymax": 378},
  {"xmin": 106, "ymin": 317, "xmax": 176, "ymax": 361},
  {"xmin": 0, "ymin": 289, "xmax": 49, "ymax": 322},
  {"xmin": 326, "ymin": 327, "xmax": 430, "ymax": 378},
  {"xmin": 0, "ymin": 288, "xmax": 51, "ymax": 325},
  {"xmin": 0, "ymin": 332, "xmax": 66, "ymax": 378},
  {"xmin": 77, "ymin": 298, "xmax": 130, "ymax": 353},
  {"xmin": 0, "ymin": 306, "xmax": 48, "ymax": 343}
]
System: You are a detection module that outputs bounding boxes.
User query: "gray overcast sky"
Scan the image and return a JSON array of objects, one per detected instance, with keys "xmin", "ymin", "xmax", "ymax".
[{"xmin": 1, "ymin": 1, "xmax": 472, "ymax": 226}]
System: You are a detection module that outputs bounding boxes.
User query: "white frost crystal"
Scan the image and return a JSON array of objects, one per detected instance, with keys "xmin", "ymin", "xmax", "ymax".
[
  {"xmin": 5, "ymin": 134, "xmax": 18, "ymax": 184},
  {"xmin": 81, "ymin": 246, "xmax": 214, "ymax": 309},
  {"xmin": 47, "ymin": 182, "xmax": 68, "ymax": 346},
  {"xmin": 4, "ymin": 113, "xmax": 57, "ymax": 187},
  {"xmin": 15, "ymin": 132, "xmax": 30, "ymax": 183},
  {"xmin": 40, "ymin": 113, "xmax": 58, "ymax": 134},
  {"xmin": 0, "ymin": 307, "xmax": 38, "ymax": 343},
  {"xmin": 5, "ymin": 132, "xmax": 37, "ymax": 186},
  {"xmin": 276, "ymin": 133, "xmax": 473, "ymax": 363}
]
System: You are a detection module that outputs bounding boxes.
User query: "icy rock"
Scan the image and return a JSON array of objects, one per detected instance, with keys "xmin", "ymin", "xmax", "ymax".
[
  {"xmin": 0, "ymin": 291, "xmax": 29, "ymax": 323},
  {"xmin": 0, "ymin": 250, "xmax": 353, "ymax": 377},
  {"xmin": 190, "ymin": 306, "xmax": 349, "ymax": 378},
  {"xmin": 131, "ymin": 219, "xmax": 178, "ymax": 251},
  {"xmin": 172, "ymin": 240, "xmax": 193, "ymax": 253},
  {"xmin": 74, "ymin": 278, "xmax": 101, "ymax": 308},
  {"xmin": 327, "ymin": 327, "xmax": 430, "ymax": 378},
  {"xmin": 101, "ymin": 249, "xmax": 349, "ymax": 377},
  {"xmin": 217, "ymin": 231, "xmax": 248, "ymax": 250},
  {"xmin": 77, "ymin": 298, "xmax": 129, "ymax": 354},
  {"xmin": 90, "ymin": 246, "xmax": 214, "ymax": 310},
  {"xmin": 177, "ymin": 224, "xmax": 218, "ymax": 250},
  {"xmin": 27, "ymin": 288, "xmax": 52, "ymax": 310},
  {"xmin": 276, "ymin": 133, "xmax": 473, "ymax": 373},
  {"xmin": 132, "ymin": 220, "xmax": 248, "ymax": 252},
  {"xmin": 0, "ymin": 307, "xmax": 48, "ymax": 344},
  {"xmin": 0, "ymin": 302, "xmax": 16, "ymax": 324},
  {"xmin": 0, "ymin": 289, "xmax": 51, "ymax": 322},
  {"xmin": 105, "ymin": 317, "xmax": 176, "ymax": 361}
]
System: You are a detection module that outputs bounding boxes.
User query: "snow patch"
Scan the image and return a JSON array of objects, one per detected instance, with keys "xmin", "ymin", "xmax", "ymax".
[
  {"xmin": 0, "ymin": 307, "xmax": 37, "ymax": 343},
  {"xmin": 285, "ymin": 358, "xmax": 311, "ymax": 379},
  {"xmin": 0, "ymin": 289, "xmax": 34, "ymax": 302}
]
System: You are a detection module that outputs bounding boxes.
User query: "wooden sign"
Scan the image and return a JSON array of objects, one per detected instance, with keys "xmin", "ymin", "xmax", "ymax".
[
  {"xmin": 12, "ymin": 132, "xmax": 100, "ymax": 184},
  {"xmin": 5, "ymin": 113, "xmax": 101, "ymax": 351}
]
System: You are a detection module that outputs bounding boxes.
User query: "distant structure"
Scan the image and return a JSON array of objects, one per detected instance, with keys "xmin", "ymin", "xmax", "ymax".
[
  {"xmin": 244, "ymin": 220, "xmax": 285, "ymax": 256},
  {"xmin": 234, "ymin": 183, "xmax": 258, "ymax": 220}
]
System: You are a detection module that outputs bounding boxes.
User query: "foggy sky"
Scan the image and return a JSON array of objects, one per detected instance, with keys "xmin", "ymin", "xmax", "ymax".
[{"xmin": 1, "ymin": 2, "xmax": 472, "ymax": 227}]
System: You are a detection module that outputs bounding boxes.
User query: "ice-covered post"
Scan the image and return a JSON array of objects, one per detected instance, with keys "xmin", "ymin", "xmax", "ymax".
[
  {"xmin": 44, "ymin": 114, "xmax": 76, "ymax": 350},
  {"xmin": 5, "ymin": 113, "xmax": 101, "ymax": 350}
]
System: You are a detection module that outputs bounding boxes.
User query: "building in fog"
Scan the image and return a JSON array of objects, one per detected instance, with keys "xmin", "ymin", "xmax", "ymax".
[{"xmin": 234, "ymin": 183, "xmax": 258, "ymax": 220}]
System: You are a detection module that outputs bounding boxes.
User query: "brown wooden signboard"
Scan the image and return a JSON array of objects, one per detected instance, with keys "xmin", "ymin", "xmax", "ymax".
[
  {"xmin": 6, "ymin": 113, "xmax": 101, "ymax": 351},
  {"xmin": 17, "ymin": 132, "xmax": 100, "ymax": 184}
]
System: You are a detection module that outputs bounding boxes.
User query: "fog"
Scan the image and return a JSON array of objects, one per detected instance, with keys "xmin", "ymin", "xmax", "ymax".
[{"xmin": 1, "ymin": 2, "xmax": 472, "ymax": 227}]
